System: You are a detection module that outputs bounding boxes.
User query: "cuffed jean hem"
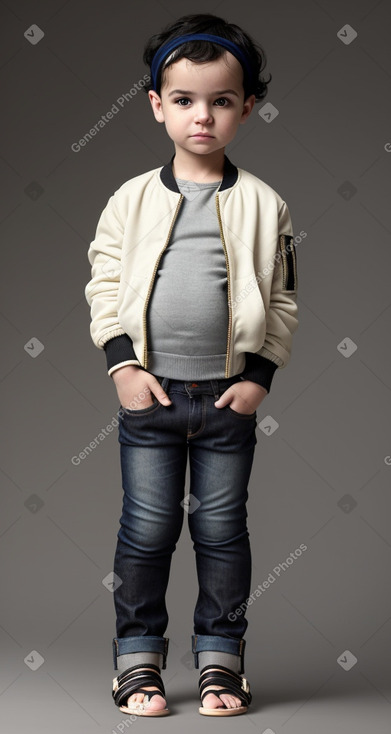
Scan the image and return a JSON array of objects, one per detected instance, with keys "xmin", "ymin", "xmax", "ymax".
[
  {"xmin": 192, "ymin": 635, "xmax": 246, "ymax": 674},
  {"xmin": 112, "ymin": 636, "xmax": 169, "ymax": 670}
]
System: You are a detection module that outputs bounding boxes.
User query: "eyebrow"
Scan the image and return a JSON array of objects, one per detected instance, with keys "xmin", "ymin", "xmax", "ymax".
[{"xmin": 168, "ymin": 88, "xmax": 240, "ymax": 97}]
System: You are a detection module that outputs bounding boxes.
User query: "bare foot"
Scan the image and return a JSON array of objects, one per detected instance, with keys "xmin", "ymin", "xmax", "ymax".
[
  {"xmin": 201, "ymin": 668, "xmax": 243, "ymax": 710},
  {"xmin": 124, "ymin": 668, "xmax": 166, "ymax": 712}
]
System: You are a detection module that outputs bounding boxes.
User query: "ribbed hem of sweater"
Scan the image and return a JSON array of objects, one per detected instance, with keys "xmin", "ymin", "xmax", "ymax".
[{"xmin": 147, "ymin": 351, "xmax": 228, "ymax": 380}]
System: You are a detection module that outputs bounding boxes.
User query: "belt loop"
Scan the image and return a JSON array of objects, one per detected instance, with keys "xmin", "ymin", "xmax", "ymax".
[
  {"xmin": 161, "ymin": 376, "xmax": 170, "ymax": 394},
  {"xmin": 210, "ymin": 379, "xmax": 220, "ymax": 400}
]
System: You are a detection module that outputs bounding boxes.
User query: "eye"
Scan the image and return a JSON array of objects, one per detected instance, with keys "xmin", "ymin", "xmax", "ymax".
[
  {"xmin": 175, "ymin": 97, "xmax": 191, "ymax": 106},
  {"xmin": 174, "ymin": 97, "xmax": 231, "ymax": 107}
]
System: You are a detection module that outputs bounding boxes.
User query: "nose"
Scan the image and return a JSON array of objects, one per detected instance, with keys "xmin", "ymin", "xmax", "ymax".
[{"xmin": 194, "ymin": 103, "xmax": 213, "ymax": 123}]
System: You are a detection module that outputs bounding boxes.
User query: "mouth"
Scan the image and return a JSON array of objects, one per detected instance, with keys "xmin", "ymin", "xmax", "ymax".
[{"xmin": 191, "ymin": 133, "xmax": 214, "ymax": 138}]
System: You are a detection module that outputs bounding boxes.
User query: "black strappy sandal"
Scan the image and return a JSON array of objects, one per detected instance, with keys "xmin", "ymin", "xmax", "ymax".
[
  {"xmin": 198, "ymin": 664, "xmax": 252, "ymax": 716},
  {"xmin": 112, "ymin": 663, "xmax": 170, "ymax": 716}
]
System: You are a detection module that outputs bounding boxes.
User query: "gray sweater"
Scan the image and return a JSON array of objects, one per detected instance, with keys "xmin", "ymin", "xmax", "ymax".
[{"xmin": 146, "ymin": 177, "xmax": 230, "ymax": 380}]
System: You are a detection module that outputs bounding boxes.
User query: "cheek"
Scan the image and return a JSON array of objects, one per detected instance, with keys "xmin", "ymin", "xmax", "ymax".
[
  {"xmin": 164, "ymin": 117, "xmax": 178, "ymax": 133},
  {"xmin": 220, "ymin": 111, "xmax": 237, "ymax": 127},
  {"xmin": 167, "ymin": 113, "xmax": 182, "ymax": 128},
  {"xmin": 223, "ymin": 117, "xmax": 239, "ymax": 134}
]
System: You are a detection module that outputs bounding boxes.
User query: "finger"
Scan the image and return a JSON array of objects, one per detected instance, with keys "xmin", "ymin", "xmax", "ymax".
[
  {"xmin": 214, "ymin": 386, "xmax": 236, "ymax": 408},
  {"xmin": 156, "ymin": 391, "xmax": 172, "ymax": 405},
  {"xmin": 214, "ymin": 392, "xmax": 231, "ymax": 408},
  {"xmin": 148, "ymin": 379, "xmax": 172, "ymax": 405}
]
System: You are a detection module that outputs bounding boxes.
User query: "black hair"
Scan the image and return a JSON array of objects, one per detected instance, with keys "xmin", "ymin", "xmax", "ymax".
[{"xmin": 142, "ymin": 13, "xmax": 271, "ymax": 102}]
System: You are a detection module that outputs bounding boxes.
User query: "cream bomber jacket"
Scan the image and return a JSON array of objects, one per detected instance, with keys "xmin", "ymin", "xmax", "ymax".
[{"xmin": 85, "ymin": 154, "xmax": 298, "ymax": 392}]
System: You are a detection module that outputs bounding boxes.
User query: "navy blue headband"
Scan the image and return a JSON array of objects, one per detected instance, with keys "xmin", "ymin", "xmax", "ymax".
[{"xmin": 150, "ymin": 33, "xmax": 254, "ymax": 92}]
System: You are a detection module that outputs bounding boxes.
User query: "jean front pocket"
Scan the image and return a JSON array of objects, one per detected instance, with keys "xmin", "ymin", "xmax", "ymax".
[
  {"xmin": 225, "ymin": 404, "xmax": 257, "ymax": 419},
  {"xmin": 119, "ymin": 395, "xmax": 162, "ymax": 417},
  {"xmin": 217, "ymin": 378, "xmax": 257, "ymax": 419}
]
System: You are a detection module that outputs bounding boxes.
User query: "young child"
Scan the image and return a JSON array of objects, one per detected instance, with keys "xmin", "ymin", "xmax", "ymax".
[{"xmin": 85, "ymin": 12, "xmax": 298, "ymax": 718}]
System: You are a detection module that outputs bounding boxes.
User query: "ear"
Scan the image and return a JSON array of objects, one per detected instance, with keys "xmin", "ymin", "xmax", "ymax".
[
  {"xmin": 240, "ymin": 94, "xmax": 256, "ymax": 124},
  {"xmin": 148, "ymin": 90, "xmax": 165, "ymax": 123}
]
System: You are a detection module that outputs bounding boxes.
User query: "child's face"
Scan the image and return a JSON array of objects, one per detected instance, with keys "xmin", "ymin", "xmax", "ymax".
[{"xmin": 148, "ymin": 51, "xmax": 255, "ymax": 160}]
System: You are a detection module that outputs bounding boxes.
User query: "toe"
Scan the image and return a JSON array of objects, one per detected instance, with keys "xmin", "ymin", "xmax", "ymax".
[
  {"xmin": 147, "ymin": 694, "xmax": 166, "ymax": 711},
  {"xmin": 127, "ymin": 693, "xmax": 144, "ymax": 707},
  {"xmin": 202, "ymin": 690, "xmax": 243, "ymax": 710},
  {"xmin": 127, "ymin": 690, "xmax": 166, "ymax": 711},
  {"xmin": 218, "ymin": 694, "xmax": 232, "ymax": 709},
  {"xmin": 219, "ymin": 693, "xmax": 241, "ymax": 709},
  {"xmin": 202, "ymin": 692, "xmax": 225, "ymax": 709}
]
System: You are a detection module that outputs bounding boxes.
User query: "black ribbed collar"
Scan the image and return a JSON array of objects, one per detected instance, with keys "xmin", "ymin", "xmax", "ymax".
[{"xmin": 160, "ymin": 153, "xmax": 238, "ymax": 193}]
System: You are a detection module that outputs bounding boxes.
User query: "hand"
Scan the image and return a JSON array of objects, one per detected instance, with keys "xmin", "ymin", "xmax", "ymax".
[
  {"xmin": 214, "ymin": 380, "xmax": 267, "ymax": 414},
  {"xmin": 112, "ymin": 365, "xmax": 172, "ymax": 410}
]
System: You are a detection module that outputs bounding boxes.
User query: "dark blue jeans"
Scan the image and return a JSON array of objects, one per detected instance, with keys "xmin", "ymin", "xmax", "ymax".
[{"xmin": 112, "ymin": 374, "xmax": 258, "ymax": 674}]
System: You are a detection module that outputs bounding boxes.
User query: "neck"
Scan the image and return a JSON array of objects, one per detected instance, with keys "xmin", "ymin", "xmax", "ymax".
[{"xmin": 172, "ymin": 148, "xmax": 225, "ymax": 182}]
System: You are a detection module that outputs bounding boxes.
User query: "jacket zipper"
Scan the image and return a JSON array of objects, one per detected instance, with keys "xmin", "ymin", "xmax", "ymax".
[
  {"xmin": 142, "ymin": 194, "xmax": 184, "ymax": 369},
  {"xmin": 215, "ymin": 193, "xmax": 232, "ymax": 378},
  {"xmin": 279, "ymin": 235, "xmax": 288, "ymax": 290}
]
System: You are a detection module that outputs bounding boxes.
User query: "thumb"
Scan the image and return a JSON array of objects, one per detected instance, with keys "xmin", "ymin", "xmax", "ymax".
[
  {"xmin": 214, "ymin": 393, "xmax": 229, "ymax": 409},
  {"xmin": 151, "ymin": 379, "xmax": 172, "ymax": 405}
]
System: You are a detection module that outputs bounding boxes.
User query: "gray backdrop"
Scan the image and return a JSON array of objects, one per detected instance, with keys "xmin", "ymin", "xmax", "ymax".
[{"xmin": 1, "ymin": 0, "xmax": 390, "ymax": 732}]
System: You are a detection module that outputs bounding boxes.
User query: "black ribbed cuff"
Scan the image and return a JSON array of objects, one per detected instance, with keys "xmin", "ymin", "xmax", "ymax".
[
  {"xmin": 240, "ymin": 352, "xmax": 279, "ymax": 393},
  {"xmin": 103, "ymin": 334, "xmax": 140, "ymax": 373}
]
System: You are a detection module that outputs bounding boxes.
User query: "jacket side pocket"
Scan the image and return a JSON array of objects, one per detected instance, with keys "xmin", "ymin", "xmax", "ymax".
[{"xmin": 278, "ymin": 235, "xmax": 298, "ymax": 292}]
